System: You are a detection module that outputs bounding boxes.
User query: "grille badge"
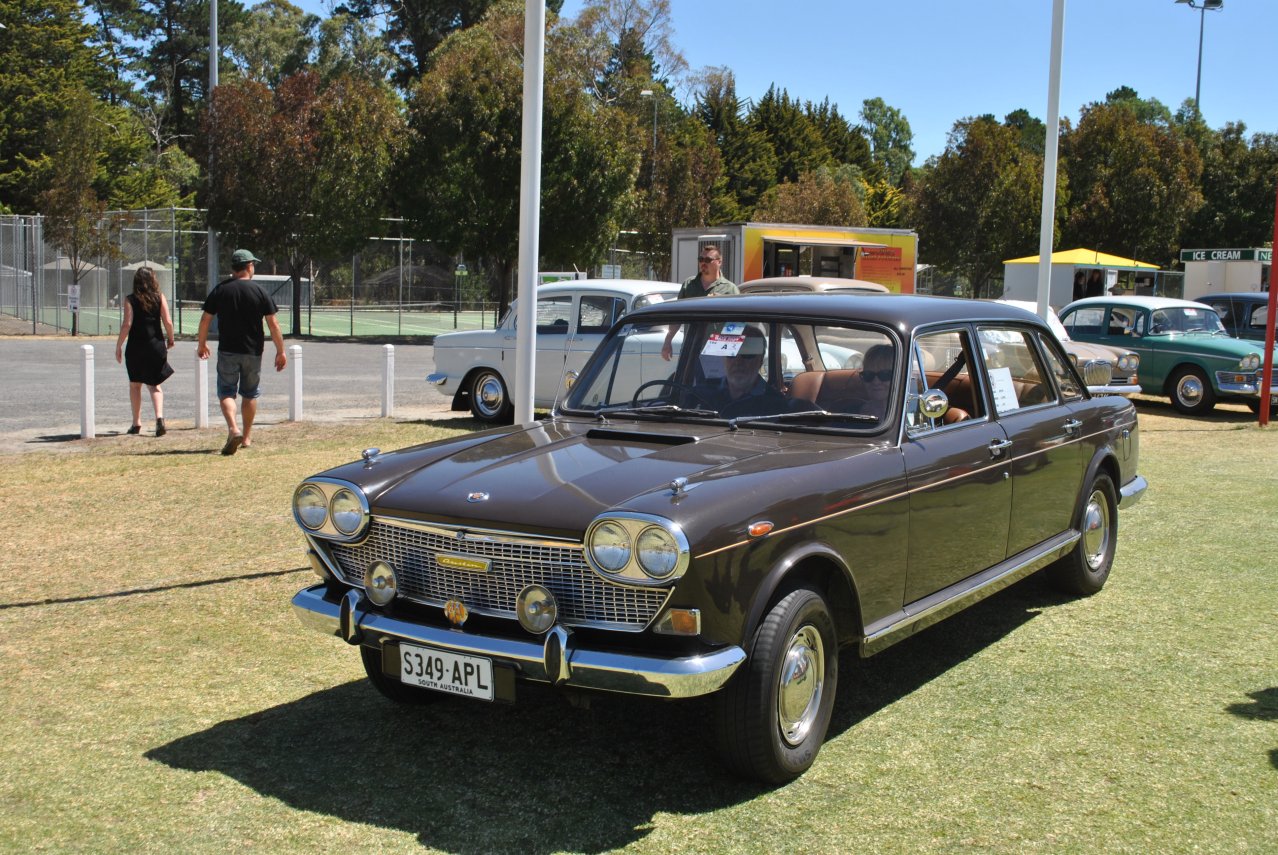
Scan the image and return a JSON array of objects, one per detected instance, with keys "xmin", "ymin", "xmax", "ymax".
[
  {"xmin": 435, "ymin": 553, "xmax": 491, "ymax": 573},
  {"xmin": 467, "ymin": 492, "xmax": 490, "ymax": 503}
]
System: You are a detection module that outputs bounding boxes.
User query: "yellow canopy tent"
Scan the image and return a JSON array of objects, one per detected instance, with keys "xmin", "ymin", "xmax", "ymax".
[{"xmin": 1003, "ymin": 248, "xmax": 1158, "ymax": 270}]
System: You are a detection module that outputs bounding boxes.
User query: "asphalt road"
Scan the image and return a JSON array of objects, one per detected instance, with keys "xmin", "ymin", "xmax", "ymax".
[{"xmin": 0, "ymin": 333, "xmax": 464, "ymax": 453}]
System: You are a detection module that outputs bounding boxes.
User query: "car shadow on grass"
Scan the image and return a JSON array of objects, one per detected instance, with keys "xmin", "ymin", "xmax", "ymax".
[
  {"xmin": 146, "ymin": 576, "xmax": 1073, "ymax": 851},
  {"xmin": 1225, "ymin": 687, "xmax": 1278, "ymax": 771}
]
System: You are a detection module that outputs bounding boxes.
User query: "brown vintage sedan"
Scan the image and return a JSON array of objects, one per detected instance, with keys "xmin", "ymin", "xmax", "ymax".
[{"xmin": 290, "ymin": 294, "xmax": 1147, "ymax": 784}]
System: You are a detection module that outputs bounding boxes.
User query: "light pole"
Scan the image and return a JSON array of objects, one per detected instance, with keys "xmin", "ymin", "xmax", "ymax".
[
  {"xmin": 639, "ymin": 89, "xmax": 656, "ymax": 185},
  {"xmin": 1175, "ymin": 0, "xmax": 1224, "ymax": 114}
]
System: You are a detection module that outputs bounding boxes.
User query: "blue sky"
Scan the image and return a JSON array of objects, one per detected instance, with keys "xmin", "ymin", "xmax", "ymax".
[{"xmin": 297, "ymin": 0, "xmax": 1276, "ymax": 165}]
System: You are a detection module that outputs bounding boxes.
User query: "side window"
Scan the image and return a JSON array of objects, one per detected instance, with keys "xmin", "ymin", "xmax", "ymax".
[
  {"xmin": 907, "ymin": 328, "xmax": 984, "ymax": 431},
  {"xmin": 577, "ymin": 295, "xmax": 625, "ymax": 334},
  {"xmin": 1248, "ymin": 304, "xmax": 1268, "ymax": 333},
  {"xmin": 535, "ymin": 296, "xmax": 573, "ymax": 334},
  {"xmin": 978, "ymin": 327, "xmax": 1052, "ymax": 413},
  {"xmin": 1107, "ymin": 307, "xmax": 1136, "ymax": 337},
  {"xmin": 1207, "ymin": 301, "xmax": 1232, "ymax": 325},
  {"xmin": 1063, "ymin": 307, "xmax": 1104, "ymax": 336},
  {"xmin": 1037, "ymin": 333, "xmax": 1083, "ymax": 401}
]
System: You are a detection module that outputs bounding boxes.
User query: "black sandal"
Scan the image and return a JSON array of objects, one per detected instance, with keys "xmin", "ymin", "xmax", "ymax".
[{"xmin": 126, "ymin": 425, "xmax": 141, "ymax": 435}]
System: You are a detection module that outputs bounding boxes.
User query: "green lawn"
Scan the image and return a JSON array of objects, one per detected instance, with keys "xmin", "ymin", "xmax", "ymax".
[{"xmin": 0, "ymin": 403, "xmax": 1274, "ymax": 853}]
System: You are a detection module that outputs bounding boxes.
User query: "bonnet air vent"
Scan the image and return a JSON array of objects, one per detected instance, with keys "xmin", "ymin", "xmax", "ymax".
[{"xmin": 586, "ymin": 428, "xmax": 698, "ymax": 446}]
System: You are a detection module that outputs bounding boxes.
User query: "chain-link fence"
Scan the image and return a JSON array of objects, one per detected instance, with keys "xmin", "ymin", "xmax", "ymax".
[{"xmin": 1, "ymin": 209, "xmax": 504, "ymax": 337}]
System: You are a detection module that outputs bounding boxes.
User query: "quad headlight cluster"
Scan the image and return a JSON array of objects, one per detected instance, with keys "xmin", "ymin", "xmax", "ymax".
[
  {"xmin": 1240, "ymin": 353, "xmax": 1262, "ymax": 371},
  {"xmin": 292, "ymin": 479, "xmax": 370, "ymax": 541},
  {"xmin": 1115, "ymin": 353, "xmax": 1140, "ymax": 373},
  {"xmin": 584, "ymin": 512, "xmax": 690, "ymax": 585}
]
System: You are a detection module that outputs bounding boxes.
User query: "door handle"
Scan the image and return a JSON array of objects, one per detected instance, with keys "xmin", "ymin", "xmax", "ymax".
[
  {"xmin": 1063, "ymin": 418, "xmax": 1082, "ymax": 434},
  {"xmin": 988, "ymin": 438, "xmax": 1013, "ymax": 458}
]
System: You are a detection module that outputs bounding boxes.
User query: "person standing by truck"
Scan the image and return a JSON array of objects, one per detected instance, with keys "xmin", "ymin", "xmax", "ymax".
[{"xmin": 661, "ymin": 244, "xmax": 738, "ymax": 361}]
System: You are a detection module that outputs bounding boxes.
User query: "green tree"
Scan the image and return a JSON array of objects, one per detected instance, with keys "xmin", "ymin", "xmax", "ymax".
[
  {"xmin": 1184, "ymin": 123, "xmax": 1278, "ymax": 248},
  {"xmin": 1003, "ymin": 108, "xmax": 1046, "ymax": 156},
  {"xmin": 1061, "ymin": 101, "xmax": 1203, "ymax": 266},
  {"xmin": 0, "ymin": 0, "xmax": 110, "ymax": 211},
  {"xmin": 863, "ymin": 178, "xmax": 905, "ymax": 229},
  {"xmin": 38, "ymin": 88, "xmax": 122, "ymax": 331},
  {"xmin": 203, "ymin": 71, "xmax": 404, "ymax": 333},
  {"xmin": 911, "ymin": 116, "xmax": 1055, "ymax": 297},
  {"xmin": 314, "ymin": 10, "xmax": 397, "ymax": 84},
  {"xmin": 749, "ymin": 85, "xmax": 832, "ymax": 185},
  {"xmin": 753, "ymin": 166, "xmax": 866, "ymax": 227},
  {"xmin": 691, "ymin": 67, "xmax": 774, "ymax": 221},
  {"xmin": 397, "ymin": 1, "xmax": 639, "ymax": 310},
  {"xmin": 807, "ymin": 97, "xmax": 876, "ymax": 179},
  {"xmin": 860, "ymin": 96, "xmax": 915, "ymax": 187},
  {"xmin": 630, "ymin": 115, "xmax": 722, "ymax": 278},
  {"xmin": 227, "ymin": 0, "xmax": 319, "ymax": 87}
]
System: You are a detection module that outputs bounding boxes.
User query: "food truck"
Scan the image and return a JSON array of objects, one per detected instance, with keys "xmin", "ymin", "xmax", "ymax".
[{"xmin": 672, "ymin": 222, "xmax": 919, "ymax": 292}]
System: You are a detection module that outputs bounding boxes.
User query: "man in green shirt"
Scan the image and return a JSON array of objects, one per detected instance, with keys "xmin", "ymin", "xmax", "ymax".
[{"xmin": 661, "ymin": 244, "xmax": 739, "ymax": 361}]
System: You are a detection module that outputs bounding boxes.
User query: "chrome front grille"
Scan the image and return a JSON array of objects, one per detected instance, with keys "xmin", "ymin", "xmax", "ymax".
[{"xmin": 325, "ymin": 518, "xmax": 669, "ymax": 631}]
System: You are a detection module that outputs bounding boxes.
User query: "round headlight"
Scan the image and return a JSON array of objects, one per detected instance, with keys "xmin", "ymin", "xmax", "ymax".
[
  {"xmin": 636, "ymin": 526, "xmax": 679, "ymax": 578},
  {"xmin": 516, "ymin": 585, "xmax": 558, "ymax": 634},
  {"xmin": 1120, "ymin": 353, "xmax": 1139, "ymax": 372},
  {"xmin": 294, "ymin": 484, "xmax": 327, "ymax": 530},
  {"xmin": 329, "ymin": 488, "xmax": 365, "ymax": 535},
  {"xmin": 364, "ymin": 560, "xmax": 397, "ymax": 606},
  {"xmin": 589, "ymin": 521, "xmax": 631, "ymax": 572},
  {"xmin": 1241, "ymin": 353, "xmax": 1261, "ymax": 371}
]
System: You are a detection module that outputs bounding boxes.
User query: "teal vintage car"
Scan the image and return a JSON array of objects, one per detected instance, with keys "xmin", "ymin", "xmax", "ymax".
[{"xmin": 1059, "ymin": 296, "xmax": 1278, "ymax": 416}]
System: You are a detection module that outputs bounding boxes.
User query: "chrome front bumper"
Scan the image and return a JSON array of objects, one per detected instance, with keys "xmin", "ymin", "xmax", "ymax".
[
  {"xmin": 292, "ymin": 585, "xmax": 746, "ymax": 699},
  {"xmin": 1119, "ymin": 474, "xmax": 1148, "ymax": 509},
  {"xmin": 1215, "ymin": 370, "xmax": 1278, "ymax": 399}
]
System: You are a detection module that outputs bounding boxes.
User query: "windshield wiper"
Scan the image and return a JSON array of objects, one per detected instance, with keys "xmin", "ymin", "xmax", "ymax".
[
  {"xmin": 728, "ymin": 409, "xmax": 879, "ymax": 428},
  {"xmin": 599, "ymin": 404, "xmax": 721, "ymax": 419}
]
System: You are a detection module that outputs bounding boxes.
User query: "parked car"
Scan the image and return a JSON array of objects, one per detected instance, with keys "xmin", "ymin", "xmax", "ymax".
[
  {"xmin": 1195, "ymin": 292, "xmax": 1274, "ymax": 342},
  {"xmin": 292, "ymin": 294, "xmax": 1146, "ymax": 783},
  {"xmin": 740, "ymin": 276, "xmax": 891, "ymax": 295},
  {"xmin": 995, "ymin": 300, "xmax": 1141, "ymax": 392},
  {"xmin": 1059, "ymin": 295, "xmax": 1278, "ymax": 415},
  {"xmin": 427, "ymin": 279, "xmax": 680, "ymax": 422}
]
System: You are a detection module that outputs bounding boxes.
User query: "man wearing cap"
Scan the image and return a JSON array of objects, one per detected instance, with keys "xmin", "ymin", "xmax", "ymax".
[{"xmin": 196, "ymin": 249, "xmax": 287, "ymax": 455}]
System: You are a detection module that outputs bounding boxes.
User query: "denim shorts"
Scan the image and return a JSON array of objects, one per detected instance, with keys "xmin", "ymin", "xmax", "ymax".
[{"xmin": 216, "ymin": 351, "xmax": 263, "ymax": 400}]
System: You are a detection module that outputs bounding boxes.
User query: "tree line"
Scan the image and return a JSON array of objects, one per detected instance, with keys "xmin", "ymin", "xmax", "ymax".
[{"xmin": 2, "ymin": 0, "xmax": 1275, "ymax": 317}]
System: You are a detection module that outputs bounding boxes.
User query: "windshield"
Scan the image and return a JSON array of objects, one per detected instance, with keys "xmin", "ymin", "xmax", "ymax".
[
  {"xmin": 562, "ymin": 317, "xmax": 898, "ymax": 431},
  {"xmin": 1149, "ymin": 306, "xmax": 1226, "ymax": 335}
]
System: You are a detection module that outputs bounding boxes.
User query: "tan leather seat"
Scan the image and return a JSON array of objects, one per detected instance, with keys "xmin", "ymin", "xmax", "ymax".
[{"xmin": 789, "ymin": 370, "xmax": 868, "ymax": 412}]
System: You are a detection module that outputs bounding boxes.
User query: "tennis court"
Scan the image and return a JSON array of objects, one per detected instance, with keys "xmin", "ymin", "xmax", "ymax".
[{"xmin": 25, "ymin": 303, "xmax": 501, "ymax": 338}]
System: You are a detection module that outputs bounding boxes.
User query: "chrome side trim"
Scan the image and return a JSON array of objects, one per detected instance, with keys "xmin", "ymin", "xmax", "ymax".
[
  {"xmin": 1087, "ymin": 383, "xmax": 1143, "ymax": 396},
  {"xmin": 426, "ymin": 373, "xmax": 448, "ymax": 385},
  {"xmin": 1119, "ymin": 475, "xmax": 1148, "ymax": 509},
  {"xmin": 292, "ymin": 585, "xmax": 746, "ymax": 699},
  {"xmin": 861, "ymin": 531, "xmax": 1079, "ymax": 656}
]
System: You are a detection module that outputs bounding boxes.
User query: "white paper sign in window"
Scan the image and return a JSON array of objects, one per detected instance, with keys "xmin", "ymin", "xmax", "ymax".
[{"xmin": 988, "ymin": 366, "xmax": 1020, "ymax": 413}]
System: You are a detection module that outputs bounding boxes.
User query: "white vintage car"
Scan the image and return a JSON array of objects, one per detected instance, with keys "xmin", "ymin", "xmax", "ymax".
[{"xmin": 427, "ymin": 279, "xmax": 681, "ymax": 422}]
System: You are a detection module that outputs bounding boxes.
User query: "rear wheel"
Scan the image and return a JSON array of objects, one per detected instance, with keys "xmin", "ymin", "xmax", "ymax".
[
  {"xmin": 1169, "ymin": 366, "xmax": 1216, "ymax": 415},
  {"xmin": 712, "ymin": 588, "xmax": 838, "ymax": 784},
  {"xmin": 361, "ymin": 646, "xmax": 438, "ymax": 705},
  {"xmin": 468, "ymin": 369, "xmax": 512, "ymax": 423},
  {"xmin": 1046, "ymin": 473, "xmax": 1117, "ymax": 596}
]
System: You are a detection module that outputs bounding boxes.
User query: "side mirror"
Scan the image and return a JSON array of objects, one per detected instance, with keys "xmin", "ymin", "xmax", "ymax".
[{"xmin": 918, "ymin": 388, "xmax": 950, "ymax": 421}]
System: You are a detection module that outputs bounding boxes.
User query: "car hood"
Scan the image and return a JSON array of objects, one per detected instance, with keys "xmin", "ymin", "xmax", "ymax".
[{"xmin": 316, "ymin": 418, "xmax": 889, "ymax": 542}]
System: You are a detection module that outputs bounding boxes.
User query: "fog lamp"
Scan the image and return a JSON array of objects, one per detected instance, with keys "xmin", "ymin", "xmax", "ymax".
[
  {"xmin": 516, "ymin": 584, "xmax": 558, "ymax": 634},
  {"xmin": 364, "ymin": 560, "xmax": 398, "ymax": 606}
]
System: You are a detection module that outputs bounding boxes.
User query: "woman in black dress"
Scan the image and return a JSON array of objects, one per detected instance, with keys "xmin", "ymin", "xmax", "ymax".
[{"xmin": 114, "ymin": 267, "xmax": 175, "ymax": 435}]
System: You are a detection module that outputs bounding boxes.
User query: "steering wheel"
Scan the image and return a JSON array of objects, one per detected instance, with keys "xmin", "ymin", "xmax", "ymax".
[{"xmin": 631, "ymin": 379, "xmax": 716, "ymax": 408}]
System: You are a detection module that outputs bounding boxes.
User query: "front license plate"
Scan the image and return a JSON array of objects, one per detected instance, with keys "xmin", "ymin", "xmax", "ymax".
[{"xmin": 400, "ymin": 643, "xmax": 494, "ymax": 701}]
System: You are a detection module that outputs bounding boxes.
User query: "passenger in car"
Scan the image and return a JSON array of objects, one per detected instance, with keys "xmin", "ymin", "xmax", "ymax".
[{"xmin": 854, "ymin": 344, "xmax": 895, "ymax": 420}]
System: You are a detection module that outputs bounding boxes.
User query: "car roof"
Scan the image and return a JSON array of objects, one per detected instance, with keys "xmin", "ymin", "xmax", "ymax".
[
  {"xmin": 1064, "ymin": 295, "xmax": 1207, "ymax": 311},
  {"xmin": 740, "ymin": 276, "xmax": 890, "ymax": 294},
  {"xmin": 534, "ymin": 279, "xmax": 680, "ymax": 298},
  {"xmin": 626, "ymin": 292, "xmax": 1049, "ymax": 333},
  {"xmin": 1196, "ymin": 292, "xmax": 1271, "ymax": 302}
]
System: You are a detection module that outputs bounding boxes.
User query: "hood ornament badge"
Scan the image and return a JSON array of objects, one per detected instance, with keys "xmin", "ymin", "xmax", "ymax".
[{"xmin": 467, "ymin": 491, "xmax": 490, "ymax": 503}]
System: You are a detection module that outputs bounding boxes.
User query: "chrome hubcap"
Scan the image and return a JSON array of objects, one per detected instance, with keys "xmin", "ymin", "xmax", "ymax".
[
  {"xmin": 1177, "ymin": 375, "xmax": 1203, "ymax": 405},
  {"xmin": 475, "ymin": 375, "xmax": 505, "ymax": 416},
  {"xmin": 777, "ymin": 624, "xmax": 824, "ymax": 746},
  {"xmin": 1082, "ymin": 488, "xmax": 1111, "ymax": 570}
]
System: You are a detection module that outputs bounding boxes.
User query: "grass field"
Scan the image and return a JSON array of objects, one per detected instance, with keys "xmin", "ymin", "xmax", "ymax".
[
  {"xmin": 20, "ymin": 304, "xmax": 499, "ymax": 338},
  {"xmin": 0, "ymin": 402, "xmax": 1275, "ymax": 853}
]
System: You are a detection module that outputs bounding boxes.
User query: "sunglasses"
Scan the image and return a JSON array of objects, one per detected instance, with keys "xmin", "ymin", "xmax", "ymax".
[
  {"xmin": 698, "ymin": 256, "xmax": 719, "ymax": 263},
  {"xmin": 862, "ymin": 369, "xmax": 893, "ymax": 382}
]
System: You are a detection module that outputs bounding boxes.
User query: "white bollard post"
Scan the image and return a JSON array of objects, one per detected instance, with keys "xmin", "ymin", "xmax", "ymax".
[
  {"xmin": 80, "ymin": 345, "xmax": 95, "ymax": 439},
  {"xmin": 289, "ymin": 344, "xmax": 303, "ymax": 421},
  {"xmin": 382, "ymin": 344, "xmax": 395, "ymax": 418},
  {"xmin": 195, "ymin": 349, "xmax": 209, "ymax": 428}
]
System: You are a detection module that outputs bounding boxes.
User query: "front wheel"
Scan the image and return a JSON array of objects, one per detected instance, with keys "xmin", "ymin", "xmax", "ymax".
[
  {"xmin": 712, "ymin": 588, "xmax": 838, "ymax": 784},
  {"xmin": 1169, "ymin": 366, "xmax": 1216, "ymax": 415},
  {"xmin": 468, "ymin": 369, "xmax": 513, "ymax": 423},
  {"xmin": 1046, "ymin": 473, "xmax": 1117, "ymax": 596}
]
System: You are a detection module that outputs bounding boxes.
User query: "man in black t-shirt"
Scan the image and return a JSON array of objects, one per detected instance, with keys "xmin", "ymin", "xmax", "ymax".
[{"xmin": 197, "ymin": 249, "xmax": 287, "ymax": 455}]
